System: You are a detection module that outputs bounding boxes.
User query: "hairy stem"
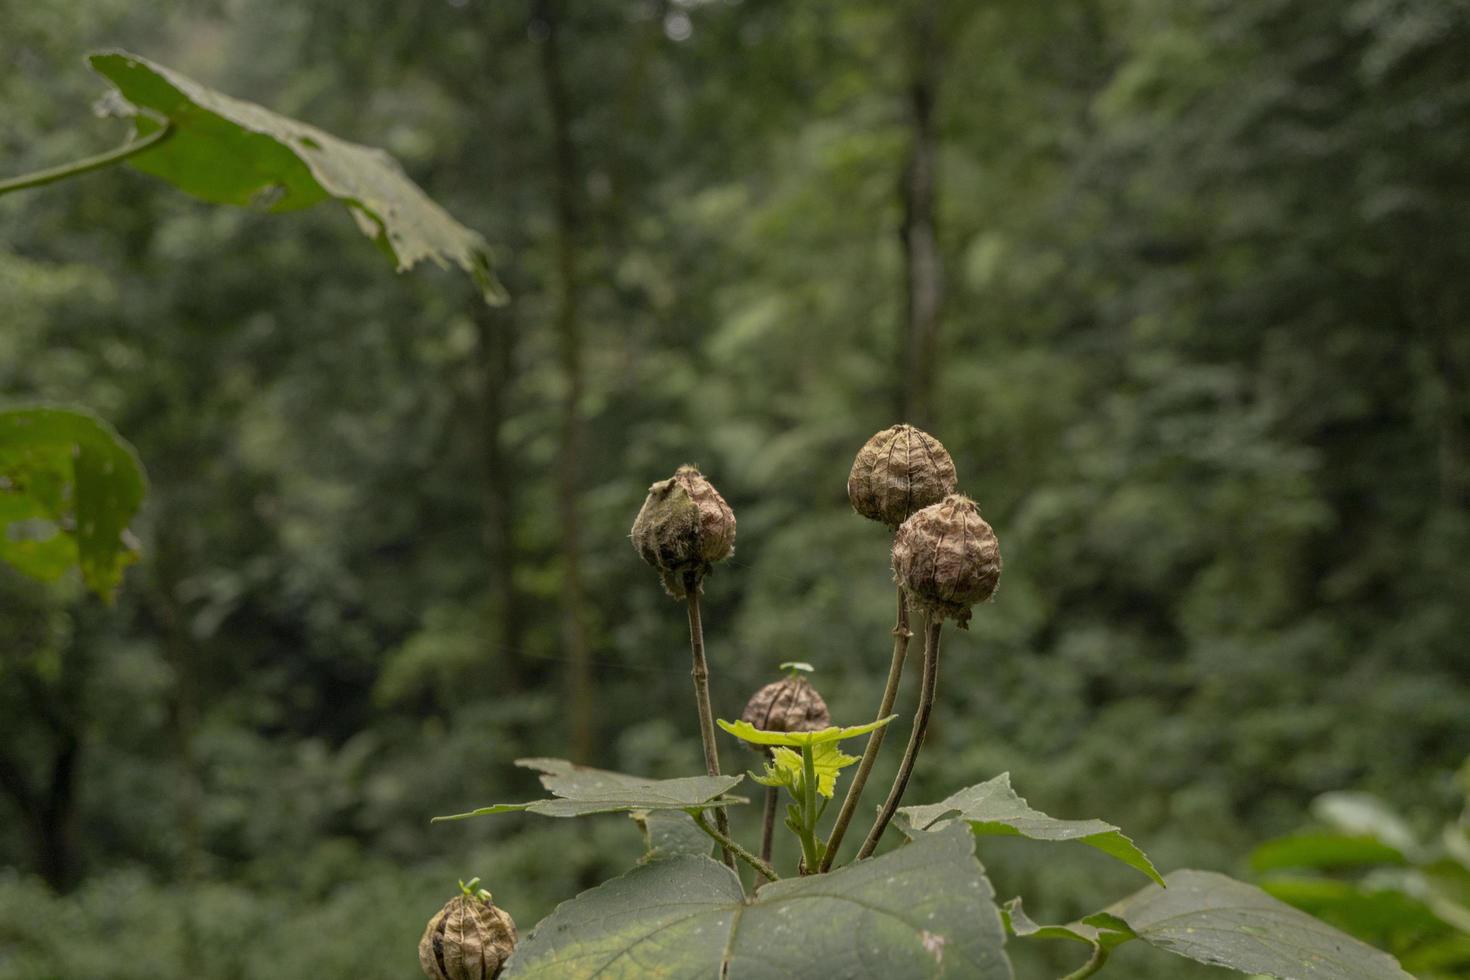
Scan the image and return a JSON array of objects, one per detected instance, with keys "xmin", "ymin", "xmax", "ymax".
[
  {"xmin": 1060, "ymin": 944, "xmax": 1109, "ymax": 980},
  {"xmin": 685, "ymin": 584, "xmax": 735, "ymax": 869},
  {"xmin": 820, "ymin": 585, "xmax": 912, "ymax": 870},
  {"xmin": 857, "ymin": 616, "xmax": 941, "ymax": 859},
  {"xmin": 758, "ymin": 785, "xmax": 778, "ymax": 885},
  {"xmin": 691, "ymin": 810, "xmax": 780, "ymax": 883},
  {"xmin": 0, "ymin": 123, "xmax": 173, "ymax": 198}
]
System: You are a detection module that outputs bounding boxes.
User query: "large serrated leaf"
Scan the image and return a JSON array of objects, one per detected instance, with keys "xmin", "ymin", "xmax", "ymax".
[
  {"xmin": 0, "ymin": 406, "xmax": 146, "ymax": 600},
  {"xmin": 432, "ymin": 758, "xmax": 745, "ymax": 822},
  {"xmin": 504, "ymin": 824, "xmax": 1012, "ymax": 979},
  {"xmin": 896, "ymin": 773, "xmax": 1163, "ymax": 884},
  {"xmin": 86, "ymin": 50, "xmax": 505, "ymax": 304},
  {"xmin": 1113, "ymin": 869, "xmax": 1414, "ymax": 980}
]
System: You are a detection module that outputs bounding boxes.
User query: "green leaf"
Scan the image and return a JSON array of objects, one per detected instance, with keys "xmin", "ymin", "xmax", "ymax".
[
  {"xmin": 753, "ymin": 743, "xmax": 859, "ymax": 799},
  {"xmin": 1250, "ymin": 833, "xmax": 1407, "ymax": 874},
  {"xmin": 503, "ymin": 824, "xmax": 1012, "ymax": 979},
  {"xmin": 1001, "ymin": 897, "xmax": 1137, "ymax": 952},
  {"xmin": 895, "ymin": 773, "xmax": 1163, "ymax": 885},
  {"xmin": 631, "ymin": 810, "xmax": 713, "ymax": 863},
  {"xmin": 432, "ymin": 758, "xmax": 745, "ymax": 822},
  {"xmin": 717, "ymin": 715, "xmax": 896, "ymax": 748},
  {"xmin": 0, "ymin": 406, "xmax": 146, "ymax": 600},
  {"xmin": 87, "ymin": 50, "xmax": 505, "ymax": 304},
  {"xmin": 1112, "ymin": 869, "xmax": 1413, "ymax": 980}
]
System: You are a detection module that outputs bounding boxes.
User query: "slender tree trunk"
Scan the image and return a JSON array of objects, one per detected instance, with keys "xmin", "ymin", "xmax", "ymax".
[
  {"xmin": 475, "ymin": 307, "xmax": 526, "ymax": 691},
  {"xmin": 534, "ymin": 0, "xmax": 595, "ymax": 764},
  {"xmin": 900, "ymin": 0, "xmax": 944, "ymax": 428}
]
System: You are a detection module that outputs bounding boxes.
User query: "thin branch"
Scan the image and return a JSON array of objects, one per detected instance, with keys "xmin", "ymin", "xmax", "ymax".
[
  {"xmin": 691, "ymin": 810, "xmax": 781, "ymax": 883},
  {"xmin": 758, "ymin": 785, "xmax": 778, "ymax": 885},
  {"xmin": 857, "ymin": 616, "xmax": 941, "ymax": 859},
  {"xmin": 821, "ymin": 585, "xmax": 912, "ymax": 870},
  {"xmin": 0, "ymin": 123, "xmax": 173, "ymax": 198},
  {"xmin": 685, "ymin": 584, "xmax": 736, "ymax": 869}
]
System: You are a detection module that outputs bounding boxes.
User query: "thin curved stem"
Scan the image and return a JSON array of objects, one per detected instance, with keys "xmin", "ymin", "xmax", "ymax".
[
  {"xmin": 0, "ymin": 123, "xmax": 173, "ymax": 198},
  {"xmin": 820, "ymin": 585, "xmax": 912, "ymax": 870},
  {"xmin": 856, "ymin": 616, "xmax": 941, "ymax": 859},
  {"xmin": 758, "ymin": 785, "xmax": 778, "ymax": 885},
  {"xmin": 685, "ymin": 584, "xmax": 736, "ymax": 869},
  {"xmin": 691, "ymin": 810, "xmax": 780, "ymax": 882},
  {"xmin": 1060, "ymin": 944, "xmax": 1109, "ymax": 980}
]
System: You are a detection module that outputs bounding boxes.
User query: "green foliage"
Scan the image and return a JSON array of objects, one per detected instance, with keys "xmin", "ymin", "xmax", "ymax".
[
  {"xmin": 433, "ymin": 758, "xmax": 745, "ymax": 821},
  {"xmin": 503, "ymin": 825, "xmax": 1011, "ymax": 979},
  {"xmin": 750, "ymin": 741, "xmax": 858, "ymax": 800},
  {"xmin": 717, "ymin": 716, "xmax": 896, "ymax": 748},
  {"xmin": 1250, "ymin": 774, "xmax": 1470, "ymax": 978},
  {"xmin": 81, "ymin": 50, "xmax": 503, "ymax": 302},
  {"xmin": 897, "ymin": 774, "xmax": 1163, "ymax": 885},
  {"xmin": 1110, "ymin": 870, "xmax": 1414, "ymax": 980},
  {"xmin": 0, "ymin": 406, "xmax": 145, "ymax": 599}
]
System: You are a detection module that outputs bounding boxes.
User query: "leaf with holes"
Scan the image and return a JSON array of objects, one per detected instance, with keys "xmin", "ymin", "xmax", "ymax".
[
  {"xmin": 896, "ymin": 773, "xmax": 1163, "ymax": 884},
  {"xmin": 0, "ymin": 406, "xmax": 146, "ymax": 600},
  {"xmin": 87, "ymin": 50, "xmax": 504, "ymax": 303},
  {"xmin": 432, "ymin": 759, "xmax": 745, "ymax": 822},
  {"xmin": 502, "ymin": 824, "xmax": 1012, "ymax": 979}
]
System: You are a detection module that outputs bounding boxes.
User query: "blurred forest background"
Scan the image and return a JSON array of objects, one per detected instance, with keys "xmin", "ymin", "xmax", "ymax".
[{"xmin": 3, "ymin": 0, "xmax": 1469, "ymax": 977}]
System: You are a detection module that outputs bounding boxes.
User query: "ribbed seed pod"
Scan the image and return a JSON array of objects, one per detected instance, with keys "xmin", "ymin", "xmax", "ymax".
[
  {"xmin": 631, "ymin": 464, "xmax": 736, "ymax": 598},
  {"xmin": 738, "ymin": 676, "xmax": 831, "ymax": 752},
  {"xmin": 419, "ymin": 891, "xmax": 517, "ymax": 980},
  {"xmin": 892, "ymin": 494, "xmax": 1001, "ymax": 629},
  {"xmin": 847, "ymin": 424, "xmax": 959, "ymax": 529}
]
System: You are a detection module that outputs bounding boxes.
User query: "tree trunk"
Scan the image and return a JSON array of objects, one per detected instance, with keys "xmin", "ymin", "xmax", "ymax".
[
  {"xmin": 533, "ymin": 0, "xmax": 595, "ymax": 764},
  {"xmin": 900, "ymin": 0, "xmax": 944, "ymax": 428}
]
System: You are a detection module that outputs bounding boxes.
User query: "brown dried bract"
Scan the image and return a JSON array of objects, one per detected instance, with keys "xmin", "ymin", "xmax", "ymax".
[
  {"xmin": 892, "ymin": 494, "xmax": 1001, "ymax": 629},
  {"xmin": 738, "ymin": 676, "xmax": 831, "ymax": 752},
  {"xmin": 847, "ymin": 424, "xmax": 958, "ymax": 529},
  {"xmin": 630, "ymin": 464, "xmax": 736, "ymax": 598},
  {"xmin": 419, "ymin": 893, "xmax": 517, "ymax": 980}
]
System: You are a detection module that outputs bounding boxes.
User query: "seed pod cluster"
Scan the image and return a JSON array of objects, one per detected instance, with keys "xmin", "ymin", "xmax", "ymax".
[
  {"xmin": 631, "ymin": 464, "xmax": 736, "ymax": 598},
  {"xmin": 892, "ymin": 493, "xmax": 1001, "ymax": 628},
  {"xmin": 419, "ymin": 891, "xmax": 517, "ymax": 980},
  {"xmin": 847, "ymin": 424, "xmax": 958, "ymax": 529},
  {"xmin": 738, "ymin": 675, "xmax": 831, "ymax": 752}
]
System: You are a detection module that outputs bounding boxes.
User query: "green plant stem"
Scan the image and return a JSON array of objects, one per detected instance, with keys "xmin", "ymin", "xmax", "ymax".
[
  {"xmin": 1060, "ymin": 944, "xmax": 1109, "ymax": 980},
  {"xmin": 0, "ymin": 123, "xmax": 173, "ymax": 198},
  {"xmin": 857, "ymin": 616, "xmax": 941, "ymax": 859},
  {"xmin": 758, "ymin": 785, "xmax": 778, "ymax": 885},
  {"xmin": 797, "ymin": 744, "xmax": 823, "ymax": 873},
  {"xmin": 685, "ymin": 584, "xmax": 736, "ymax": 870},
  {"xmin": 691, "ymin": 810, "xmax": 780, "ymax": 882},
  {"xmin": 820, "ymin": 584, "xmax": 912, "ymax": 871}
]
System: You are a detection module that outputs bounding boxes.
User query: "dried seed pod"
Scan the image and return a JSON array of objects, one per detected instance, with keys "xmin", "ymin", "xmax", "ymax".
[
  {"xmin": 847, "ymin": 424, "xmax": 959, "ymax": 529},
  {"xmin": 738, "ymin": 675, "xmax": 831, "ymax": 752},
  {"xmin": 892, "ymin": 494, "xmax": 1001, "ymax": 629},
  {"xmin": 419, "ymin": 890, "xmax": 517, "ymax": 980},
  {"xmin": 630, "ymin": 464, "xmax": 736, "ymax": 598}
]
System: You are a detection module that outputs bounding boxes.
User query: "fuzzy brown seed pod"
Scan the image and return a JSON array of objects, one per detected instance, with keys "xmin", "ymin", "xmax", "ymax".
[
  {"xmin": 892, "ymin": 494, "xmax": 1001, "ymax": 629},
  {"xmin": 847, "ymin": 424, "xmax": 959, "ymax": 529},
  {"xmin": 738, "ymin": 676, "xmax": 831, "ymax": 752},
  {"xmin": 630, "ymin": 464, "xmax": 736, "ymax": 598},
  {"xmin": 419, "ymin": 892, "xmax": 517, "ymax": 980}
]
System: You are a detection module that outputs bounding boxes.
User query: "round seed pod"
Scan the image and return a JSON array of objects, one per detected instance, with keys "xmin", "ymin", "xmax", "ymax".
[
  {"xmin": 738, "ymin": 675, "xmax": 831, "ymax": 752},
  {"xmin": 847, "ymin": 424, "xmax": 959, "ymax": 529},
  {"xmin": 631, "ymin": 464, "xmax": 736, "ymax": 598},
  {"xmin": 419, "ymin": 892, "xmax": 517, "ymax": 980},
  {"xmin": 892, "ymin": 494, "xmax": 1001, "ymax": 629}
]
